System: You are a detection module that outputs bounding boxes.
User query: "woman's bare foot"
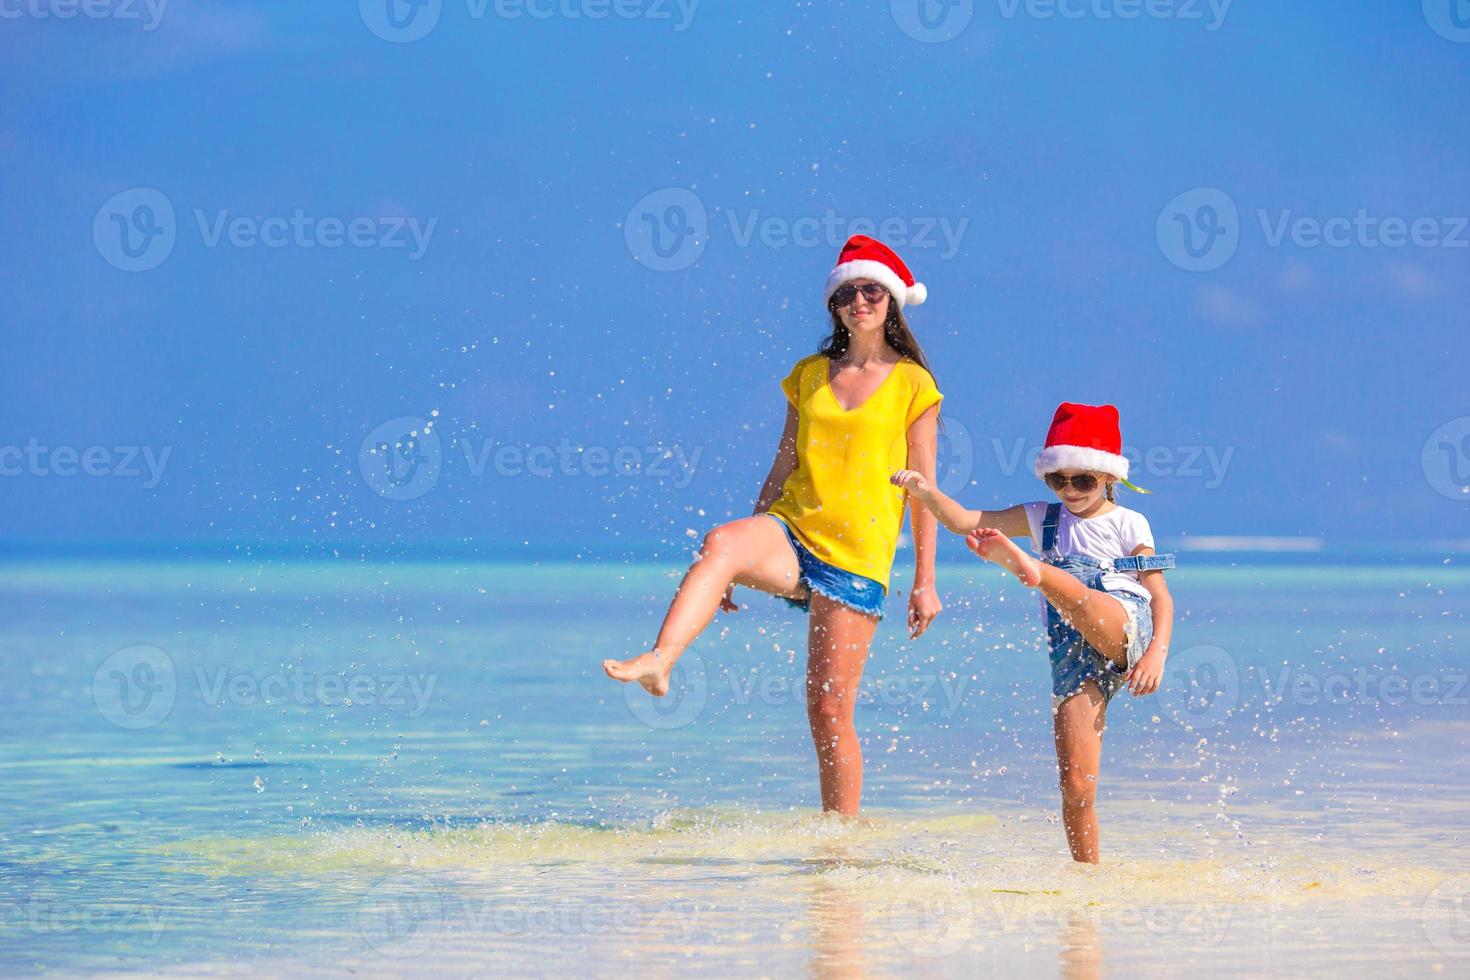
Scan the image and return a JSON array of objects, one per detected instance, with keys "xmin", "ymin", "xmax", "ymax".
[
  {"xmin": 602, "ymin": 651, "xmax": 673, "ymax": 697},
  {"xmin": 966, "ymin": 528, "xmax": 1043, "ymax": 587}
]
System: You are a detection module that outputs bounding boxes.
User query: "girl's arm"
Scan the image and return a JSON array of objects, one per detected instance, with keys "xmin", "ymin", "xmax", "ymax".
[
  {"xmin": 890, "ymin": 469, "xmax": 1031, "ymax": 539},
  {"xmin": 753, "ymin": 403, "xmax": 800, "ymax": 514},
  {"xmin": 905, "ymin": 406, "xmax": 941, "ymax": 639},
  {"xmin": 1125, "ymin": 546, "xmax": 1174, "ymax": 696}
]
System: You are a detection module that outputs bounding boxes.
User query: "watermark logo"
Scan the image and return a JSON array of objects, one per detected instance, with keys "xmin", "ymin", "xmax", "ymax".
[
  {"xmin": 93, "ymin": 188, "xmax": 437, "ymax": 272},
  {"xmin": 995, "ymin": 0, "xmax": 1231, "ymax": 30},
  {"xmin": 358, "ymin": 873, "xmax": 447, "ymax": 957},
  {"xmin": 94, "ymin": 188, "xmax": 176, "ymax": 272},
  {"xmin": 623, "ymin": 662, "xmax": 973, "ymax": 729},
  {"xmin": 935, "ymin": 417, "xmax": 975, "ymax": 497},
  {"xmin": 1156, "ymin": 647, "xmax": 1467, "ymax": 731},
  {"xmin": 1423, "ymin": 417, "xmax": 1470, "ymax": 502},
  {"xmin": 885, "ymin": 893, "xmax": 1230, "ymax": 953},
  {"xmin": 891, "ymin": 0, "xmax": 974, "ymax": 43},
  {"xmin": 1156, "ymin": 644, "xmax": 1238, "ymax": 730},
  {"xmin": 991, "ymin": 436, "xmax": 1234, "ymax": 489},
  {"xmin": 92, "ymin": 648, "xmax": 438, "ymax": 728},
  {"xmin": 92, "ymin": 645, "xmax": 176, "ymax": 730},
  {"xmin": 623, "ymin": 652, "xmax": 709, "ymax": 730},
  {"xmin": 1423, "ymin": 0, "xmax": 1470, "ymax": 43},
  {"xmin": 625, "ymin": 191, "xmax": 969, "ymax": 272},
  {"xmin": 1157, "ymin": 188, "xmax": 1239, "ymax": 272},
  {"xmin": 359, "ymin": 416, "xmax": 443, "ymax": 501},
  {"xmin": 359, "ymin": 418, "xmax": 703, "ymax": 500},
  {"xmin": 360, "ymin": 0, "xmax": 443, "ymax": 42},
  {"xmin": 361, "ymin": 0, "xmax": 698, "ymax": 41},
  {"xmin": 887, "ymin": 891, "xmax": 974, "ymax": 957},
  {"xmin": 1424, "ymin": 876, "xmax": 1470, "ymax": 957},
  {"xmin": 1160, "ymin": 188, "xmax": 1469, "ymax": 270},
  {"xmin": 624, "ymin": 188, "xmax": 709, "ymax": 272}
]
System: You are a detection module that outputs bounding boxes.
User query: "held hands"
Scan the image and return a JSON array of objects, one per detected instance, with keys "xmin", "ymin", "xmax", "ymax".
[
  {"xmin": 1124, "ymin": 642, "xmax": 1167, "ymax": 696},
  {"xmin": 908, "ymin": 586, "xmax": 941, "ymax": 639},
  {"xmin": 890, "ymin": 469, "xmax": 934, "ymax": 501}
]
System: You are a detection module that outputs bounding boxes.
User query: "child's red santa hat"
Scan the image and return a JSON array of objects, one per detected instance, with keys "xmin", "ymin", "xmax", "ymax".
[
  {"xmin": 1034, "ymin": 402, "xmax": 1131, "ymax": 482},
  {"xmin": 824, "ymin": 235, "xmax": 928, "ymax": 310}
]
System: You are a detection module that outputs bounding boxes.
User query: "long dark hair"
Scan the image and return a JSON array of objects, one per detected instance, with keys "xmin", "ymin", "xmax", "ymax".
[{"xmin": 819, "ymin": 293, "xmax": 938, "ymax": 384}]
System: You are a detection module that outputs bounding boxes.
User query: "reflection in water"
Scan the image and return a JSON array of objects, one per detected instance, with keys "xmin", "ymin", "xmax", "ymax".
[
  {"xmin": 804, "ymin": 844, "xmax": 868, "ymax": 980},
  {"xmin": 1058, "ymin": 911, "xmax": 1102, "ymax": 980}
]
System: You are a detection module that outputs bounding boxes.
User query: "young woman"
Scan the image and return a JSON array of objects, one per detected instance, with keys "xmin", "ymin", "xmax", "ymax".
[
  {"xmin": 604, "ymin": 235, "xmax": 944, "ymax": 815},
  {"xmin": 893, "ymin": 402, "xmax": 1176, "ymax": 861}
]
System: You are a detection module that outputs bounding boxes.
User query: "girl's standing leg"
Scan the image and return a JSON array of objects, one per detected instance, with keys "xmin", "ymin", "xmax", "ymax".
[
  {"xmin": 1054, "ymin": 681, "xmax": 1108, "ymax": 863},
  {"xmin": 806, "ymin": 593, "xmax": 879, "ymax": 815},
  {"xmin": 604, "ymin": 515, "xmax": 806, "ymax": 695}
]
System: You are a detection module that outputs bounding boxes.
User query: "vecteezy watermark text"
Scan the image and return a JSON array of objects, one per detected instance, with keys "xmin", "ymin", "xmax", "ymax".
[
  {"xmin": 0, "ymin": 440, "xmax": 169, "ymax": 488},
  {"xmin": 891, "ymin": 0, "xmax": 1231, "ymax": 43},
  {"xmin": 359, "ymin": 0, "xmax": 700, "ymax": 43},
  {"xmin": 0, "ymin": 0, "xmax": 168, "ymax": 30},
  {"xmin": 358, "ymin": 416, "xmax": 703, "ymax": 501},
  {"xmin": 1158, "ymin": 644, "xmax": 1468, "ymax": 731},
  {"xmin": 623, "ymin": 652, "xmax": 974, "ymax": 730},
  {"xmin": 93, "ymin": 188, "xmax": 437, "ymax": 272},
  {"xmin": 91, "ymin": 645, "xmax": 438, "ymax": 729},
  {"xmin": 624, "ymin": 190, "xmax": 969, "ymax": 272},
  {"xmin": 990, "ymin": 437, "xmax": 1234, "ymax": 488},
  {"xmin": 356, "ymin": 872, "xmax": 697, "ymax": 958},
  {"xmin": 1158, "ymin": 188, "xmax": 1469, "ymax": 272}
]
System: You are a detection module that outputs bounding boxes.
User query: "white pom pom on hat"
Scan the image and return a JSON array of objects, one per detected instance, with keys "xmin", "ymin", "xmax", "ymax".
[{"xmin": 824, "ymin": 235, "xmax": 928, "ymax": 310}]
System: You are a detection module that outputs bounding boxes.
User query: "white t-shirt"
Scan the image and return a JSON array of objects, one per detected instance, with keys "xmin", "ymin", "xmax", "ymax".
[{"xmin": 1021, "ymin": 501, "xmax": 1157, "ymax": 600}]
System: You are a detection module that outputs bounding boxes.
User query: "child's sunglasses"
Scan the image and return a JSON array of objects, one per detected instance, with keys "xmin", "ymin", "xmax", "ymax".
[
  {"xmin": 830, "ymin": 283, "xmax": 890, "ymax": 307},
  {"xmin": 1044, "ymin": 472, "xmax": 1100, "ymax": 493}
]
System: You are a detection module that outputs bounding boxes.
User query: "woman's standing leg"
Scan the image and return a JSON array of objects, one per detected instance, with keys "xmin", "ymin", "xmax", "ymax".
[
  {"xmin": 1054, "ymin": 681, "xmax": 1109, "ymax": 863},
  {"xmin": 805, "ymin": 594, "xmax": 879, "ymax": 815}
]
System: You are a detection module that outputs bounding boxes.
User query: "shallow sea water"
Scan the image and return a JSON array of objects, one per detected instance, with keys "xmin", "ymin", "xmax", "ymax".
[{"xmin": 1, "ymin": 556, "xmax": 1466, "ymax": 976}]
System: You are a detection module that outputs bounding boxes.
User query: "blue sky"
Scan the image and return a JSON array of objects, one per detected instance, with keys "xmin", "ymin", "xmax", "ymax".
[{"xmin": 1, "ymin": 0, "xmax": 1467, "ymax": 554}]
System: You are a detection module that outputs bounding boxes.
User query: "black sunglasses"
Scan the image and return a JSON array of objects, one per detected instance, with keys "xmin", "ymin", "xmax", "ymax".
[
  {"xmin": 831, "ymin": 283, "xmax": 890, "ymax": 307},
  {"xmin": 1045, "ymin": 472, "xmax": 1100, "ymax": 493}
]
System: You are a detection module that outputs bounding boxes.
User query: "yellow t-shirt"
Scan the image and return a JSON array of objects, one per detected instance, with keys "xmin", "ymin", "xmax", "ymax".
[{"xmin": 766, "ymin": 354, "xmax": 943, "ymax": 592}]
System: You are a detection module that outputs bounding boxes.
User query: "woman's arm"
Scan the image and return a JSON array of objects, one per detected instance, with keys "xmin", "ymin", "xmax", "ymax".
[
  {"xmin": 890, "ymin": 470, "xmax": 1032, "ymax": 539},
  {"xmin": 1125, "ymin": 546, "xmax": 1174, "ymax": 696},
  {"xmin": 905, "ymin": 407, "xmax": 942, "ymax": 638},
  {"xmin": 753, "ymin": 403, "xmax": 800, "ymax": 514}
]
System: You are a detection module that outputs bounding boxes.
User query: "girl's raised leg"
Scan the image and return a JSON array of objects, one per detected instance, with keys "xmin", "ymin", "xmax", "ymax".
[
  {"xmin": 966, "ymin": 529, "xmax": 1130, "ymax": 667},
  {"xmin": 1054, "ymin": 681, "xmax": 1108, "ymax": 863},
  {"xmin": 603, "ymin": 515, "xmax": 806, "ymax": 695},
  {"xmin": 805, "ymin": 593, "xmax": 878, "ymax": 815}
]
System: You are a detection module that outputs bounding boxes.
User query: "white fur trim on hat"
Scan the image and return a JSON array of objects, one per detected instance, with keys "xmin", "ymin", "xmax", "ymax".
[
  {"xmin": 1034, "ymin": 444, "xmax": 1130, "ymax": 481},
  {"xmin": 825, "ymin": 259, "xmax": 926, "ymax": 310}
]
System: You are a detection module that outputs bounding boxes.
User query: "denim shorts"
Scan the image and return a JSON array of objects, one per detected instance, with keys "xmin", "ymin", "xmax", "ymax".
[
  {"xmin": 1050, "ymin": 588, "xmax": 1152, "ymax": 707},
  {"xmin": 764, "ymin": 515, "xmax": 886, "ymax": 619}
]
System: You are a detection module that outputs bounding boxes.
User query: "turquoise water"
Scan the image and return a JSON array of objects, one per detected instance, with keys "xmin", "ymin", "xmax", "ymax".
[{"xmin": 2, "ymin": 557, "xmax": 1468, "ymax": 975}]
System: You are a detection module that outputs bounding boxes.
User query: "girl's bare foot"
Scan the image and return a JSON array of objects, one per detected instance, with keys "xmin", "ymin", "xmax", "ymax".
[
  {"xmin": 966, "ymin": 528, "xmax": 1043, "ymax": 587},
  {"xmin": 602, "ymin": 651, "xmax": 673, "ymax": 697}
]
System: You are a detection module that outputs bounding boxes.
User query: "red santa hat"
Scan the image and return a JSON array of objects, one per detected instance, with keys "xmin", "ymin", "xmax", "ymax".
[
  {"xmin": 1034, "ymin": 402, "xmax": 1131, "ymax": 482},
  {"xmin": 824, "ymin": 235, "xmax": 928, "ymax": 310}
]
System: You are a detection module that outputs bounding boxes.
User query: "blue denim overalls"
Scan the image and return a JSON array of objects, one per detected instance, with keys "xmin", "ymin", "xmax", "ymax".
[{"xmin": 1039, "ymin": 503, "xmax": 1176, "ymax": 704}]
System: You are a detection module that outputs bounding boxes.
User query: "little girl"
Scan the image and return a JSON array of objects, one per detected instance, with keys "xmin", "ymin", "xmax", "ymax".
[{"xmin": 892, "ymin": 402, "xmax": 1175, "ymax": 863}]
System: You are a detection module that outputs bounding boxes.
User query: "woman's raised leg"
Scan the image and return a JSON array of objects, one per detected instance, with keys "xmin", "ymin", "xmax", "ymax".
[
  {"xmin": 1054, "ymin": 681, "xmax": 1108, "ymax": 863},
  {"xmin": 603, "ymin": 515, "xmax": 806, "ymax": 695},
  {"xmin": 806, "ymin": 593, "xmax": 879, "ymax": 815}
]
